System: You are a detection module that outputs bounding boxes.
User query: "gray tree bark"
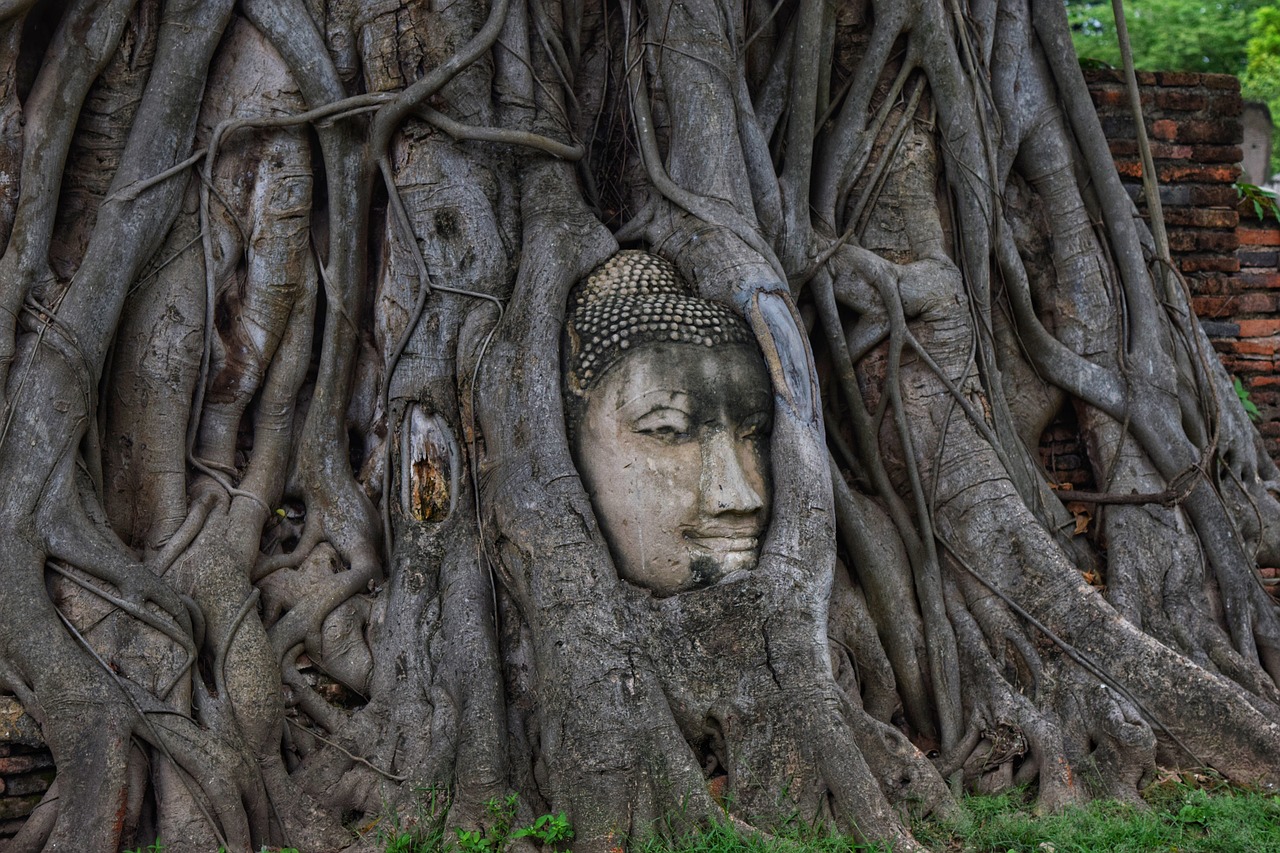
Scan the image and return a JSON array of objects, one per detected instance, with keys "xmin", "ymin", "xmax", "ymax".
[{"xmin": 0, "ymin": 1, "xmax": 1278, "ymax": 851}]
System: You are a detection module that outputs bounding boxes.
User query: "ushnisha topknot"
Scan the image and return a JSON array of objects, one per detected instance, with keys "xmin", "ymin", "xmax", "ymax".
[{"xmin": 563, "ymin": 251, "xmax": 755, "ymax": 399}]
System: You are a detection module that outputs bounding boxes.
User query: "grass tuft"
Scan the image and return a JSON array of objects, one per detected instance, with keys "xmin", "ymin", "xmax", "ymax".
[
  {"xmin": 633, "ymin": 819, "xmax": 891, "ymax": 852},
  {"xmin": 911, "ymin": 777, "xmax": 1280, "ymax": 853}
]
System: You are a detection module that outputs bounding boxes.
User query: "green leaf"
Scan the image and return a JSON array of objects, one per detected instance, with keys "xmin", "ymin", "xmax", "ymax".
[{"xmin": 1235, "ymin": 376, "xmax": 1262, "ymax": 421}]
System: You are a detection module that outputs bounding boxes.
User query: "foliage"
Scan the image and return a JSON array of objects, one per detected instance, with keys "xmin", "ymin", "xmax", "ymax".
[
  {"xmin": 453, "ymin": 796, "xmax": 573, "ymax": 853},
  {"xmin": 369, "ymin": 786, "xmax": 452, "ymax": 853},
  {"xmin": 1066, "ymin": 1, "xmax": 1264, "ymax": 73},
  {"xmin": 1067, "ymin": 1, "xmax": 1280, "ymax": 176},
  {"xmin": 1236, "ymin": 181, "xmax": 1280, "ymax": 222},
  {"xmin": 510, "ymin": 812, "xmax": 574, "ymax": 847},
  {"xmin": 1242, "ymin": 6, "xmax": 1280, "ymax": 175},
  {"xmin": 910, "ymin": 779, "xmax": 1280, "ymax": 853},
  {"xmin": 454, "ymin": 796, "xmax": 519, "ymax": 853},
  {"xmin": 1235, "ymin": 375, "xmax": 1263, "ymax": 421}
]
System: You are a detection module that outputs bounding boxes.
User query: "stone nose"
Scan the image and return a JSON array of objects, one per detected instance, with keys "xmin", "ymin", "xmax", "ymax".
[{"xmin": 699, "ymin": 430, "xmax": 765, "ymax": 515}]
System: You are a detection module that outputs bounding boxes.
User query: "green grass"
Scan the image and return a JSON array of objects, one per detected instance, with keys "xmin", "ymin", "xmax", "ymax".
[
  {"xmin": 635, "ymin": 818, "xmax": 893, "ymax": 853},
  {"xmin": 911, "ymin": 777, "xmax": 1280, "ymax": 853},
  {"xmin": 637, "ymin": 778, "xmax": 1280, "ymax": 853},
  {"xmin": 123, "ymin": 778, "xmax": 1280, "ymax": 852}
]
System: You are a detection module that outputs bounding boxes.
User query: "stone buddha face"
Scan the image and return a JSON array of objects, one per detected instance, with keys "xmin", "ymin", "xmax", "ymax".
[{"xmin": 564, "ymin": 252, "xmax": 773, "ymax": 597}]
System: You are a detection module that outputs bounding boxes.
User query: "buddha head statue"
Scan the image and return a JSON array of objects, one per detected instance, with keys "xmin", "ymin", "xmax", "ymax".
[{"xmin": 563, "ymin": 251, "xmax": 773, "ymax": 597}]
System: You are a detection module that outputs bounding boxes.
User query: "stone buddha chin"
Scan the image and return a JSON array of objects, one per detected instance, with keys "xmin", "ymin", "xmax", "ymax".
[{"xmin": 564, "ymin": 251, "xmax": 773, "ymax": 597}]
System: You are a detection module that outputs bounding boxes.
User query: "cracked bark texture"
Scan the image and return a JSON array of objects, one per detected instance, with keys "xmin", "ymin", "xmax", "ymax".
[{"xmin": 0, "ymin": 1, "xmax": 1278, "ymax": 851}]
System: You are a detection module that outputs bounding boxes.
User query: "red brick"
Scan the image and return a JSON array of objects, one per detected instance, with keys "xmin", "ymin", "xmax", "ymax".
[
  {"xmin": 1170, "ymin": 229, "xmax": 1236, "ymax": 254},
  {"xmin": 1237, "ymin": 292, "xmax": 1278, "ymax": 313},
  {"xmin": 0, "ymin": 794, "xmax": 42, "ymax": 821},
  {"xmin": 1198, "ymin": 230, "xmax": 1240, "ymax": 253},
  {"xmin": 1237, "ymin": 318, "xmax": 1280, "ymax": 337},
  {"xmin": 1169, "ymin": 230, "xmax": 1196, "ymax": 252},
  {"xmin": 4, "ymin": 770, "xmax": 53, "ymax": 797},
  {"xmin": 1115, "ymin": 160, "xmax": 1143, "ymax": 178},
  {"xmin": 0, "ymin": 755, "xmax": 50, "ymax": 774},
  {"xmin": 1239, "ymin": 249, "xmax": 1279, "ymax": 268},
  {"xmin": 1149, "ymin": 142, "xmax": 1195, "ymax": 160},
  {"xmin": 1159, "ymin": 163, "xmax": 1241, "ymax": 183},
  {"xmin": 1250, "ymin": 375, "xmax": 1280, "ymax": 387},
  {"xmin": 1193, "ymin": 296, "xmax": 1235, "ymax": 316},
  {"xmin": 1236, "ymin": 272, "xmax": 1280, "ymax": 290},
  {"xmin": 1238, "ymin": 227, "xmax": 1280, "ymax": 246},
  {"xmin": 1202, "ymin": 73, "xmax": 1242, "ymax": 92},
  {"xmin": 1157, "ymin": 71, "xmax": 1202, "ymax": 87},
  {"xmin": 1152, "ymin": 119, "xmax": 1179, "ymax": 141},
  {"xmin": 1108, "ymin": 139, "xmax": 1139, "ymax": 157},
  {"xmin": 1165, "ymin": 208, "xmax": 1238, "ymax": 229},
  {"xmin": 1155, "ymin": 90, "xmax": 1208, "ymax": 111},
  {"xmin": 1084, "ymin": 69, "xmax": 1125, "ymax": 85},
  {"xmin": 1181, "ymin": 256, "xmax": 1240, "ymax": 273},
  {"xmin": 1223, "ymin": 357, "xmax": 1275, "ymax": 374},
  {"xmin": 1221, "ymin": 339, "xmax": 1280, "ymax": 357},
  {"xmin": 1189, "ymin": 144, "xmax": 1244, "ymax": 163},
  {"xmin": 1252, "ymin": 390, "xmax": 1279, "ymax": 406},
  {"xmin": 1158, "ymin": 118, "xmax": 1242, "ymax": 144},
  {"xmin": 1214, "ymin": 92, "xmax": 1245, "ymax": 114},
  {"xmin": 1190, "ymin": 273, "xmax": 1241, "ymax": 295},
  {"xmin": 1195, "ymin": 295, "xmax": 1254, "ymax": 315},
  {"xmin": 1135, "ymin": 70, "xmax": 1158, "ymax": 86},
  {"xmin": 1091, "ymin": 88, "xmax": 1130, "ymax": 108},
  {"xmin": 1239, "ymin": 210, "xmax": 1280, "ymax": 227},
  {"xmin": 1192, "ymin": 185, "xmax": 1244, "ymax": 206}
]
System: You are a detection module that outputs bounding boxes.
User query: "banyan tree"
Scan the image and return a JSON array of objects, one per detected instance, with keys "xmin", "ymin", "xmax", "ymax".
[{"xmin": 0, "ymin": 0, "xmax": 1278, "ymax": 850}]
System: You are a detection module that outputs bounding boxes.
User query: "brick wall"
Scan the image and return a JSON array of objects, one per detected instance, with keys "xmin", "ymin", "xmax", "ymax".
[
  {"xmin": 1084, "ymin": 69, "xmax": 1280, "ymax": 460},
  {"xmin": 0, "ymin": 696, "xmax": 51, "ymax": 839},
  {"xmin": 1210, "ymin": 216, "xmax": 1280, "ymax": 457}
]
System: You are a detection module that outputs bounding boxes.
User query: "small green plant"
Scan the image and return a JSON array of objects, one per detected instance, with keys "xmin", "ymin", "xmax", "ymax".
[
  {"xmin": 1237, "ymin": 181, "xmax": 1280, "ymax": 223},
  {"xmin": 382, "ymin": 829, "xmax": 424, "ymax": 853},
  {"xmin": 455, "ymin": 795, "xmax": 517, "ymax": 853},
  {"xmin": 1235, "ymin": 375, "xmax": 1262, "ymax": 421},
  {"xmin": 124, "ymin": 842, "xmax": 164, "ymax": 853},
  {"xmin": 455, "ymin": 795, "xmax": 574, "ymax": 853},
  {"xmin": 510, "ymin": 811, "xmax": 573, "ymax": 847},
  {"xmin": 370, "ymin": 785, "xmax": 452, "ymax": 853}
]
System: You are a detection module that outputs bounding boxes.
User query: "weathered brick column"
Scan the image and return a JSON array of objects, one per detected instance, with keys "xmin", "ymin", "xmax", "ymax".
[
  {"xmin": 0, "ymin": 697, "xmax": 51, "ymax": 838},
  {"xmin": 1085, "ymin": 69, "xmax": 1280, "ymax": 460}
]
